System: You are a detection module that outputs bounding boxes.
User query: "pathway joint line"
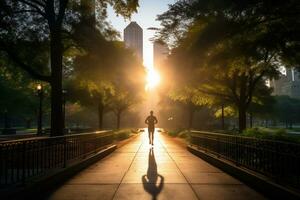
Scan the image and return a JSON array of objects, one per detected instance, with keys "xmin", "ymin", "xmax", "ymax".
[
  {"xmin": 111, "ymin": 135, "xmax": 144, "ymax": 200},
  {"xmin": 158, "ymin": 134, "xmax": 201, "ymax": 200}
]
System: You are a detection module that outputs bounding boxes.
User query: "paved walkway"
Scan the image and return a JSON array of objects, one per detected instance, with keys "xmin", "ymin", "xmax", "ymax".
[{"xmin": 46, "ymin": 131, "xmax": 265, "ymax": 200}]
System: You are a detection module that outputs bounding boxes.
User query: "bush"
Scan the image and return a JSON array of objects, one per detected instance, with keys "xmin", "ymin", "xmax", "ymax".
[
  {"xmin": 242, "ymin": 128, "xmax": 268, "ymax": 139},
  {"xmin": 178, "ymin": 130, "xmax": 190, "ymax": 138},
  {"xmin": 242, "ymin": 128, "xmax": 299, "ymax": 143},
  {"xmin": 131, "ymin": 129, "xmax": 139, "ymax": 134},
  {"xmin": 167, "ymin": 130, "xmax": 179, "ymax": 137},
  {"xmin": 114, "ymin": 129, "xmax": 131, "ymax": 140},
  {"xmin": 165, "ymin": 129, "xmax": 191, "ymax": 142}
]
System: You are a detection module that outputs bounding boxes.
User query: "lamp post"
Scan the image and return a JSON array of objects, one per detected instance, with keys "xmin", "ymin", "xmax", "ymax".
[
  {"xmin": 62, "ymin": 89, "xmax": 67, "ymax": 133},
  {"xmin": 37, "ymin": 84, "xmax": 43, "ymax": 135}
]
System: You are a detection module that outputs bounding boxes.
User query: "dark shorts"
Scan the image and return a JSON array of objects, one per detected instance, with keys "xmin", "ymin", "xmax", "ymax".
[{"xmin": 148, "ymin": 127, "xmax": 155, "ymax": 133}]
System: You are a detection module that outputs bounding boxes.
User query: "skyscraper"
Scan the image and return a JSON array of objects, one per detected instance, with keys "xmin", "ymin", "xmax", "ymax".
[
  {"xmin": 270, "ymin": 68, "xmax": 300, "ymax": 99},
  {"xmin": 153, "ymin": 41, "xmax": 169, "ymax": 69},
  {"xmin": 124, "ymin": 22, "xmax": 143, "ymax": 61}
]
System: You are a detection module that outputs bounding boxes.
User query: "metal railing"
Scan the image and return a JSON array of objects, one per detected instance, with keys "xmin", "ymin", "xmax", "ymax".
[
  {"xmin": 190, "ymin": 131, "xmax": 300, "ymax": 189},
  {"xmin": 0, "ymin": 131, "xmax": 114, "ymax": 187}
]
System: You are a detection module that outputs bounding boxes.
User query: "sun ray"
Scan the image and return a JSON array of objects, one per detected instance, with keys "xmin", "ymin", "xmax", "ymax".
[{"xmin": 145, "ymin": 68, "xmax": 160, "ymax": 91}]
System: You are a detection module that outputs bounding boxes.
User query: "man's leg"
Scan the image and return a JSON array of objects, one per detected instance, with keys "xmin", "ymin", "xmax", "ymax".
[
  {"xmin": 151, "ymin": 130, "xmax": 154, "ymax": 145},
  {"xmin": 148, "ymin": 129, "xmax": 151, "ymax": 144}
]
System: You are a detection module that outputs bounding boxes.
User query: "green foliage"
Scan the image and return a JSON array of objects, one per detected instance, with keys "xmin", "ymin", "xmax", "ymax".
[
  {"xmin": 167, "ymin": 129, "xmax": 188, "ymax": 137},
  {"xmin": 114, "ymin": 129, "xmax": 131, "ymax": 140},
  {"xmin": 0, "ymin": 64, "xmax": 51, "ymax": 127},
  {"xmin": 156, "ymin": 0, "xmax": 300, "ymax": 132},
  {"xmin": 165, "ymin": 129, "xmax": 191, "ymax": 143},
  {"xmin": 242, "ymin": 128, "xmax": 300, "ymax": 143},
  {"xmin": 214, "ymin": 106, "xmax": 235, "ymax": 118},
  {"xmin": 169, "ymin": 86, "xmax": 211, "ymax": 107},
  {"xmin": 167, "ymin": 129, "xmax": 182, "ymax": 137},
  {"xmin": 0, "ymin": 0, "xmax": 140, "ymax": 135},
  {"xmin": 177, "ymin": 130, "xmax": 190, "ymax": 139}
]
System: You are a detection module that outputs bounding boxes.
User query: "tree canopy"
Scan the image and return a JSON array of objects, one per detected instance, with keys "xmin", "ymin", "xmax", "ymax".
[
  {"xmin": 0, "ymin": 0, "xmax": 139, "ymax": 135},
  {"xmin": 156, "ymin": 0, "xmax": 300, "ymax": 132}
]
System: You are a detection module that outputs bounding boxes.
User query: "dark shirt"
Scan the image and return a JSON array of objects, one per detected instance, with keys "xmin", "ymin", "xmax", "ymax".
[{"xmin": 145, "ymin": 115, "xmax": 158, "ymax": 129}]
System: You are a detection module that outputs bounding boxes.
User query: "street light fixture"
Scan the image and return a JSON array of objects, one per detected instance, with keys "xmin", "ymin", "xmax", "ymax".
[{"xmin": 36, "ymin": 84, "xmax": 44, "ymax": 135}]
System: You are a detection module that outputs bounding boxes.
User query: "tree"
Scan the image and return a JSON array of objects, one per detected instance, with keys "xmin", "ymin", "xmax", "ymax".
[
  {"xmin": 0, "ymin": 0, "xmax": 139, "ymax": 136},
  {"xmin": 156, "ymin": 0, "xmax": 298, "ymax": 132},
  {"xmin": 0, "ymin": 62, "xmax": 51, "ymax": 129},
  {"xmin": 110, "ymin": 89, "xmax": 137, "ymax": 129},
  {"xmin": 70, "ymin": 25, "xmax": 145, "ymax": 129},
  {"xmin": 168, "ymin": 86, "xmax": 210, "ymax": 130},
  {"xmin": 67, "ymin": 80, "xmax": 114, "ymax": 130},
  {"xmin": 108, "ymin": 46, "xmax": 145, "ymax": 129},
  {"xmin": 248, "ymin": 86, "xmax": 276, "ymax": 128}
]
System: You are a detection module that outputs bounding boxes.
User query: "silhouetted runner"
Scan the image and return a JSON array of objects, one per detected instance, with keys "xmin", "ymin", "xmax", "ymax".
[{"xmin": 145, "ymin": 111, "xmax": 158, "ymax": 145}]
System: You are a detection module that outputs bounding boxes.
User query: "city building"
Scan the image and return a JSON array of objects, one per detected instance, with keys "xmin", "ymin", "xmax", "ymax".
[
  {"xmin": 124, "ymin": 22, "xmax": 143, "ymax": 61},
  {"xmin": 153, "ymin": 41, "xmax": 169, "ymax": 70},
  {"xmin": 270, "ymin": 68, "xmax": 300, "ymax": 99}
]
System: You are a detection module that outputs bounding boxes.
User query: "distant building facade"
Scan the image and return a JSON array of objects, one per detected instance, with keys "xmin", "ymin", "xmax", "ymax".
[
  {"xmin": 124, "ymin": 22, "xmax": 143, "ymax": 61},
  {"xmin": 153, "ymin": 41, "xmax": 169, "ymax": 69},
  {"xmin": 270, "ymin": 68, "xmax": 300, "ymax": 99}
]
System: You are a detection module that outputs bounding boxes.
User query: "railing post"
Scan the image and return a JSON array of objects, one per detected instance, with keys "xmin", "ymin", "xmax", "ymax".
[
  {"xmin": 63, "ymin": 138, "xmax": 67, "ymax": 168},
  {"xmin": 22, "ymin": 142, "xmax": 26, "ymax": 185},
  {"xmin": 235, "ymin": 136, "xmax": 238, "ymax": 166},
  {"xmin": 217, "ymin": 135, "xmax": 220, "ymax": 158}
]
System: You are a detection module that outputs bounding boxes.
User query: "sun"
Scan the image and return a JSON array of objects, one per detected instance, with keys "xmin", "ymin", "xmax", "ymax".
[{"xmin": 146, "ymin": 68, "xmax": 160, "ymax": 91}]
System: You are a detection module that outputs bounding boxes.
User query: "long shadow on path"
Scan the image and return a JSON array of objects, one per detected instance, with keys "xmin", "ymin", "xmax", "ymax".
[{"xmin": 142, "ymin": 147, "xmax": 164, "ymax": 200}]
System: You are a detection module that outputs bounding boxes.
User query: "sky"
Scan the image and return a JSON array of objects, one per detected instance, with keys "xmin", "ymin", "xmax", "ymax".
[{"xmin": 107, "ymin": 0, "xmax": 176, "ymax": 69}]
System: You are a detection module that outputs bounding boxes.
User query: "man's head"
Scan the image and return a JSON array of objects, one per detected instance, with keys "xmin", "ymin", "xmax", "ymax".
[{"xmin": 150, "ymin": 110, "xmax": 154, "ymax": 115}]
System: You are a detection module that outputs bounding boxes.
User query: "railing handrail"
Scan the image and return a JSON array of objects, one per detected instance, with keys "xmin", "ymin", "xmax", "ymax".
[
  {"xmin": 0, "ymin": 130, "xmax": 113, "ymax": 144},
  {"xmin": 190, "ymin": 130, "xmax": 300, "ymax": 189},
  {"xmin": 190, "ymin": 130, "xmax": 300, "ymax": 146},
  {"xmin": 0, "ymin": 129, "xmax": 116, "ymax": 187}
]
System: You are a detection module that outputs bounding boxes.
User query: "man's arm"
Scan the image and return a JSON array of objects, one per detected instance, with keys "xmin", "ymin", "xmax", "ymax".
[
  {"xmin": 145, "ymin": 116, "xmax": 149, "ymax": 124},
  {"xmin": 154, "ymin": 117, "xmax": 158, "ymax": 124}
]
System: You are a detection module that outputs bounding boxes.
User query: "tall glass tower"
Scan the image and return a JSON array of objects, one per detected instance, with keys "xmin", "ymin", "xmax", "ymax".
[{"xmin": 124, "ymin": 22, "xmax": 143, "ymax": 61}]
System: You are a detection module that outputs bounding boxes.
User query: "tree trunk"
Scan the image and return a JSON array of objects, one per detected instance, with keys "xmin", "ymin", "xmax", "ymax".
[
  {"xmin": 98, "ymin": 102, "xmax": 104, "ymax": 130},
  {"xmin": 50, "ymin": 30, "xmax": 64, "ymax": 136},
  {"xmin": 249, "ymin": 112, "xmax": 253, "ymax": 128},
  {"xmin": 238, "ymin": 106, "xmax": 247, "ymax": 133},
  {"xmin": 26, "ymin": 119, "xmax": 32, "ymax": 129},
  {"xmin": 221, "ymin": 105, "xmax": 225, "ymax": 130},
  {"xmin": 4, "ymin": 111, "xmax": 10, "ymax": 128},
  {"xmin": 116, "ymin": 111, "xmax": 121, "ymax": 129},
  {"xmin": 237, "ymin": 73, "xmax": 247, "ymax": 133}
]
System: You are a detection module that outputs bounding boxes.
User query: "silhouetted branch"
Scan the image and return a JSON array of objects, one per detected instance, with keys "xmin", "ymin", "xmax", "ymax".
[
  {"xmin": 0, "ymin": 41, "xmax": 51, "ymax": 82},
  {"xmin": 17, "ymin": 0, "xmax": 46, "ymax": 17}
]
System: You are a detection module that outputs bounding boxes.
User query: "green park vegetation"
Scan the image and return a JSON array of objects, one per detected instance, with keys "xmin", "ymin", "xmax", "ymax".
[
  {"xmin": 166, "ymin": 129, "xmax": 191, "ymax": 141},
  {"xmin": 241, "ymin": 127, "xmax": 300, "ymax": 143},
  {"xmin": 156, "ymin": 0, "xmax": 300, "ymax": 135},
  {"xmin": 114, "ymin": 128, "xmax": 139, "ymax": 141},
  {"xmin": 165, "ymin": 127, "xmax": 300, "ymax": 144},
  {"xmin": 0, "ymin": 0, "xmax": 143, "ymax": 135}
]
